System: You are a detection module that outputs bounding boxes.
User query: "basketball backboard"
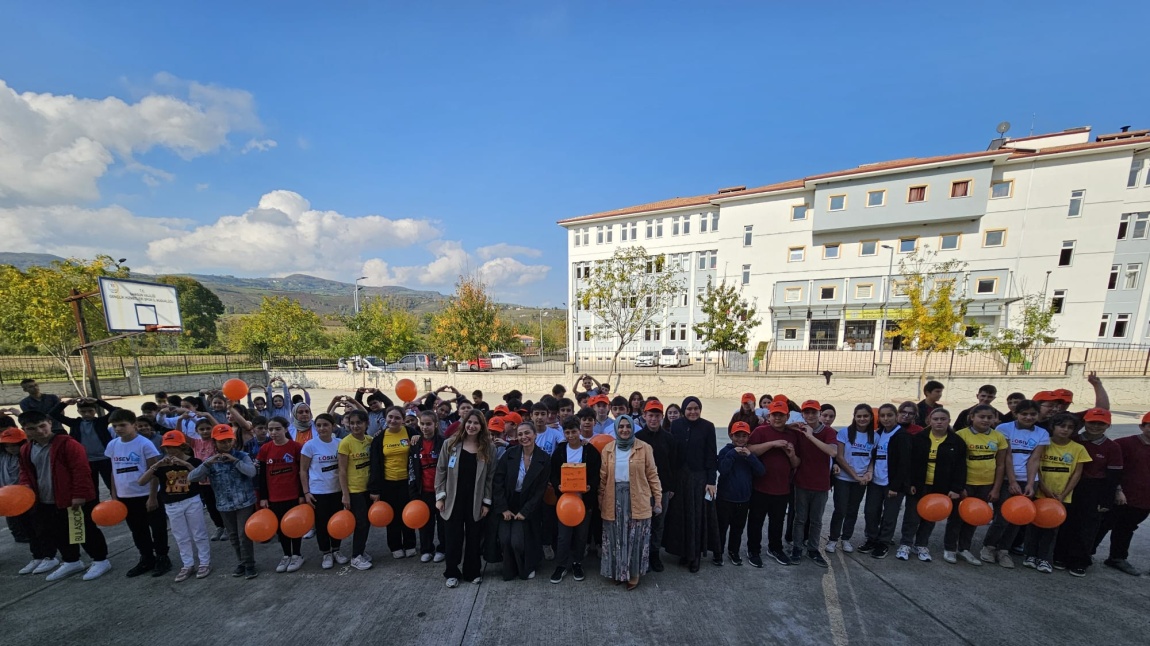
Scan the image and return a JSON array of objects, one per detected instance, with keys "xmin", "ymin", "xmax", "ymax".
[{"xmin": 98, "ymin": 277, "xmax": 183, "ymax": 333}]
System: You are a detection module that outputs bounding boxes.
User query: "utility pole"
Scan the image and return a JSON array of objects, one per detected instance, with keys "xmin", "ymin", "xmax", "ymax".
[
  {"xmin": 878, "ymin": 245, "xmax": 895, "ymax": 363},
  {"xmin": 65, "ymin": 288, "xmax": 101, "ymax": 398}
]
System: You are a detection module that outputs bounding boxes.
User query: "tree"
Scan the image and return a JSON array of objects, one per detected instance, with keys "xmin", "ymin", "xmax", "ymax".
[
  {"xmin": 577, "ymin": 246, "xmax": 683, "ymax": 381},
  {"xmin": 338, "ymin": 297, "xmax": 421, "ymax": 360},
  {"xmin": 0, "ymin": 256, "xmax": 127, "ymax": 395},
  {"xmin": 987, "ymin": 292, "xmax": 1058, "ymax": 373},
  {"xmin": 154, "ymin": 275, "xmax": 226, "ymax": 349},
  {"xmin": 226, "ymin": 296, "xmax": 326, "ymax": 359},
  {"xmin": 694, "ymin": 279, "xmax": 761, "ymax": 364},
  {"xmin": 885, "ymin": 249, "xmax": 971, "ymax": 392},
  {"xmin": 431, "ymin": 276, "xmax": 515, "ymax": 362}
]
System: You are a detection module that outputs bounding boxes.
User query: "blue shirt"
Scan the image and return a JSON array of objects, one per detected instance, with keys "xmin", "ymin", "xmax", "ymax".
[
  {"xmin": 534, "ymin": 427, "xmax": 564, "ymax": 456},
  {"xmin": 593, "ymin": 418, "xmax": 616, "ymax": 438}
]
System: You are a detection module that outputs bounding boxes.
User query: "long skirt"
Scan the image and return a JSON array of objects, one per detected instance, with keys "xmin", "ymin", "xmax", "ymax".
[
  {"xmin": 601, "ymin": 482, "xmax": 652, "ymax": 582},
  {"xmin": 662, "ymin": 470, "xmax": 721, "ymax": 561}
]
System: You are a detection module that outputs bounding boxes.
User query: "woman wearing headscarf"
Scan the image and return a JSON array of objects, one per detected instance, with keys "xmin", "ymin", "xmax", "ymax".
[
  {"xmin": 599, "ymin": 414, "xmax": 661, "ymax": 590},
  {"xmin": 289, "ymin": 402, "xmax": 317, "ymax": 444},
  {"xmin": 663, "ymin": 396, "xmax": 720, "ymax": 572}
]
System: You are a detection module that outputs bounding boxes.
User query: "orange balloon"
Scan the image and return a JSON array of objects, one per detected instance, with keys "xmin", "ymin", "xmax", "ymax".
[
  {"xmin": 222, "ymin": 378, "xmax": 249, "ymax": 401},
  {"xmin": 958, "ymin": 497, "xmax": 994, "ymax": 526},
  {"xmin": 556, "ymin": 492, "xmax": 586, "ymax": 527},
  {"xmin": 1033, "ymin": 498, "xmax": 1067, "ymax": 529},
  {"xmin": 91, "ymin": 500, "xmax": 128, "ymax": 526},
  {"xmin": 327, "ymin": 509, "xmax": 356, "ymax": 540},
  {"xmin": 402, "ymin": 499, "xmax": 431, "ymax": 529},
  {"xmin": 916, "ymin": 493, "xmax": 953, "ymax": 523},
  {"xmin": 245, "ymin": 508, "xmax": 278, "ymax": 542},
  {"xmin": 0, "ymin": 485, "xmax": 35, "ymax": 517},
  {"xmin": 281, "ymin": 504, "xmax": 315, "ymax": 538},
  {"xmin": 368, "ymin": 501, "xmax": 395, "ymax": 527},
  {"xmin": 543, "ymin": 484, "xmax": 558, "ymax": 506},
  {"xmin": 396, "ymin": 379, "xmax": 418, "ymax": 403},
  {"xmin": 588, "ymin": 434, "xmax": 612, "ymax": 453},
  {"xmin": 1000, "ymin": 495, "xmax": 1036, "ymax": 526}
]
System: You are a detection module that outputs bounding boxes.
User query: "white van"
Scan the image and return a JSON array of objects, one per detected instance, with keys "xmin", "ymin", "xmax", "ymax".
[{"xmin": 658, "ymin": 347, "xmax": 689, "ymax": 367}]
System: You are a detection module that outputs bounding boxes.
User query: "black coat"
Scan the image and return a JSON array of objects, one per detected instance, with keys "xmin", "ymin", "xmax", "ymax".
[
  {"xmin": 911, "ymin": 431, "xmax": 968, "ymax": 495},
  {"xmin": 549, "ymin": 441, "xmax": 601, "ymax": 506},
  {"xmin": 670, "ymin": 417, "xmax": 718, "ymax": 486},
  {"xmin": 407, "ymin": 433, "xmax": 445, "ymax": 498},
  {"xmin": 367, "ymin": 426, "xmax": 419, "ymax": 495},
  {"xmin": 491, "ymin": 445, "xmax": 549, "ymax": 520},
  {"xmin": 635, "ymin": 427, "xmax": 680, "ymax": 495},
  {"xmin": 883, "ymin": 427, "xmax": 915, "ymax": 495},
  {"xmin": 50, "ymin": 400, "xmax": 117, "ymax": 448}
]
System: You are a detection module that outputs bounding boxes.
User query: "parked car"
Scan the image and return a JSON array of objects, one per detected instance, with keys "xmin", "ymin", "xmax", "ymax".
[
  {"xmin": 658, "ymin": 347, "xmax": 689, "ymax": 368},
  {"xmin": 489, "ymin": 352, "xmax": 523, "ymax": 370},
  {"xmin": 462, "ymin": 356, "xmax": 493, "ymax": 372},
  {"xmin": 338, "ymin": 355, "xmax": 386, "ymax": 371},
  {"xmin": 385, "ymin": 353, "xmax": 438, "ymax": 371},
  {"xmin": 635, "ymin": 351, "xmax": 657, "ymax": 367}
]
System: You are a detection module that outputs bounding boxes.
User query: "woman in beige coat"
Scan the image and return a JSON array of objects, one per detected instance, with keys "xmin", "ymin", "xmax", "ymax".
[
  {"xmin": 599, "ymin": 414, "xmax": 662, "ymax": 590},
  {"xmin": 435, "ymin": 410, "xmax": 495, "ymax": 588}
]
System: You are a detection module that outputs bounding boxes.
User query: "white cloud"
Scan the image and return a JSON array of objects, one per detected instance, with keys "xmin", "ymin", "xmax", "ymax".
[
  {"xmin": 195, "ymin": 183, "xmax": 210, "ymax": 191},
  {"xmin": 362, "ymin": 239, "xmax": 550, "ymax": 298},
  {"xmin": 0, "ymin": 204, "xmax": 189, "ymax": 259},
  {"xmin": 241, "ymin": 138, "xmax": 277, "ymax": 154},
  {"xmin": 475, "ymin": 243, "xmax": 543, "ymax": 261}
]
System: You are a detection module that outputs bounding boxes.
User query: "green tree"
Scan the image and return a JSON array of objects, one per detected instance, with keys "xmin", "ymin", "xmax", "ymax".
[
  {"xmin": 987, "ymin": 292, "xmax": 1058, "ymax": 373},
  {"xmin": 226, "ymin": 296, "xmax": 326, "ymax": 359},
  {"xmin": 431, "ymin": 276, "xmax": 515, "ymax": 363},
  {"xmin": 694, "ymin": 279, "xmax": 761, "ymax": 364},
  {"xmin": 577, "ymin": 245, "xmax": 683, "ymax": 381},
  {"xmin": 338, "ymin": 297, "xmax": 421, "ymax": 360},
  {"xmin": 886, "ymin": 249, "xmax": 971, "ymax": 393},
  {"xmin": 154, "ymin": 275, "xmax": 226, "ymax": 349}
]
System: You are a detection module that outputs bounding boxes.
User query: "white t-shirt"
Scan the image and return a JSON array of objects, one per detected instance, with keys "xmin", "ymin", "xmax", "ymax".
[
  {"xmin": 566, "ymin": 444, "xmax": 584, "ymax": 464},
  {"xmin": 614, "ymin": 447, "xmax": 632, "ymax": 483},
  {"xmin": 301, "ymin": 436, "xmax": 342, "ymax": 495},
  {"xmin": 105, "ymin": 434, "xmax": 161, "ymax": 498},
  {"xmin": 872, "ymin": 428, "xmax": 898, "ymax": 487},
  {"xmin": 836, "ymin": 427, "xmax": 875, "ymax": 483},
  {"xmin": 997, "ymin": 422, "xmax": 1051, "ymax": 482}
]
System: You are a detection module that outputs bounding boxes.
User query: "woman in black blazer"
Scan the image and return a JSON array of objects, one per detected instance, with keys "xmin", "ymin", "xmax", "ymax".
[
  {"xmin": 898, "ymin": 407, "xmax": 967, "ymax": 562},
  {"xmin": 492, "ymin": 421, "xmax": 550, "ymax": 580},
  {"xmin": 547, "ymin": 418, "xmax": 602, "ymax": 583}
]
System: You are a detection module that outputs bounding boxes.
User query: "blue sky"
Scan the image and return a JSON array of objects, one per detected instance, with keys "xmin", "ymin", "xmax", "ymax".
[{"xmin": 1, "ymin": 1, "xmax": 1146, "ymax": 305}]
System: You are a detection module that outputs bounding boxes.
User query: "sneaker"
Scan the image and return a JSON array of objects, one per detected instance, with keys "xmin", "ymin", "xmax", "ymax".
[
  {"xmin": 1010, "ymin": 545, "xmax": 1025, "ymax": 556},
  {"xmin": 825, "ymin": 540, "xmax": 837, "ymax": 554},
  {"xmin": 46, "ymin": 560, "xmax": 86, "ymax": 581},
  {"xmin": 322, "ymin": 553, "xmax": 334, "ymax": 570},
  {"xmin": 446, "ymin": 577, "xmax": 459, "ymax": 588},
  {"xmin": 244, "ymin": 566, "xmax": 259, "ymax": 579},
  {"xmin": 1105, "ymin": 559, "xmax": 1141, "ymax": 576},
  {"xmin": 543, "ymin": 546, "xmax": 555, "ymax": 561},
  {"xmin": 232, "ymin": 564, "xmax": 246, "ymax": 577},
  {"xmin": 332, "ymin": 551, "xmax": 349, "ymax": 565},
  {"xmin": 33, "ymin": 557, "xmax": 60, "ymax": 574},
  {"xmin": 19, "ymin": 559, "xmax": 43, "ymax": 575},
  {"xmin": 126, "ymin": 560, "xmax": 155, "ymax": 578},
  {"xmin": 790, "ymin": 546, "xmax": 803, "ymax": 564},
  {"xmin": 472, "ymin": 576, "xmax": 483, "ymax": 584},
  {"xmin": 420, "ymin": 553, "xmax": 432, "ymax": 563},
  {"xmin": 712, "ymin": 556, "xmax": 723, "ymax": 567},
  {"xmin": 362, "ymin": 552, "xmax": 373, "ymax": 562},
  {"xmin": 916, "ymin": 547, "xmax": 932, "ymax": 563},
  {"xmin": 1053, "ymin": 561, "xmax": 1067, "ymax": 571},
  {"xmin": 303, "ymin": 528, "xmax": 316, "ymax": 539},
  {"xmin": 350, "ymin": 555, "xmax": 373, "ymax": 571},
  {"xmin": 857, "ymin": 540, "xmax": 877, "ymax": 554},
  {"xmin": 174, "ymin": 567, "xmax": 193, "ymax": 582},
  {"xmin": 211, "ymin": 527, "xmax": 227, "ymax": 541},
  {"xmin": 896, "ymin": 545, "xmax": 911, "ymax": 561},
  {"xmin": 1069, "ymin": 567, "xmax": 1087, "ymax": 577},
  {"xmin": 572, "ymin": 563, "xmax": 585, "ymax": 581},
  {"xmin": 275, "ymin": 556, "xmax": 291, "ymax": 573},
  {"xmin": 747, "ymin": 554, "xmax": 764, "ymax": 568},
  {"xmin": 979, "ymin": 546, "xmax": 997, "ymax": 563},
  {"xmin": 958, "ymin": 550, "xmax": 982, "ymax": 566},
  {"xmin": 83, "ymin": 560, "xmax": 111, "ymax": 581},
  {"xmin": 872, "ymin": 544, "xmax": 890, "ymax": 559},
  {"xmin": 550, "ymin": 567, "xmax": 566, "ymax": 584},
  {"xmin": 997, "ymin": 550, "xmax": 1015, "ymax": 569},
  {"xmin": 1036, "ymin": 560, "xmax": 1053, "ymax": 574},
  {"xmin": 728, "ymin": 551, "xmax": 743, "ymax": 566},
  {"xmin": 809, "ymin": 551, "xmax": 829, "ymax": 568},
  {"xmin": 151, "ymin": 555, "xmax": 172, "ymax": 577},
  {"xmin": 392, "ymin": 550, "xmax": 406, "ymax": 559},
  {"xmin": 943, "ymin": 550, "xmax": 957, "ymax": 564},
  {"xmin": 841, "ymin": 540, "xmax": 855, "ymax": 553},
  {"xmin": 196, "ymin": 565, "xmax": 211, "ymax": 579},
  {"xmin": 286, "ymin": 555, "xmax": 304, "ymax": 572},
  {"xmin": 404, "ymin": 548, "xmax": 418, "ymax": 558},
  {"xmin": 767, "ymin": 548, "xmax": 792, "ymax": 566},
  {"xmin": 433, "ymin": 552, "xmax": 445, "ymax": 563},
  {"xmin": 1023, "ymin": 556, "xmax": 1037, "ymax": 569},
  {"xmin": 527, "ymin": 570, "xmax": 536, "ymax": 579}
]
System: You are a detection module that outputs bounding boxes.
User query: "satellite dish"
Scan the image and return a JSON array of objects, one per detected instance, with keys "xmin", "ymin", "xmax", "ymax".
[{"xmin": 996, "ymin": 121, "xmax": 1011, "ymax": 135}]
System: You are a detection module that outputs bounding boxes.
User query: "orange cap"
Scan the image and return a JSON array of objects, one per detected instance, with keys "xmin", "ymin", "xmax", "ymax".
[
  {"xmin": 503, "ymin": 412, "xmax": 523, "ymax": 427},
  {"xmin": 0, "ymin": 428, "xmax": 27, "ymax": 443},
  {"xmin": 644, "ymin": 400, "xmax": 664, "ymax": 413},
  {"xmin": 1051, "ymin": 388, "xmax": 1073, "ymax": 403},
  {"xmin": 161, "ymin": 430, "xmax": 188, "ymax": 447},
  {"xmin": 767, "ymin": 401, "xmax": 790, "ymax": 415},
  {"xmin": 730, "ymin": 421, "xmax": 751, "ymax": 435},
  {"xmin": 493, "ymin": 404, "xmax": 509, "ymax": 416},
  {"xmin": 741, "ymin": 393, "xmax": 756, "ymax": 404},
  {"xmin": 589, "ymin": 395, "xmax": 610, "ymax": 407},
  {"xmin": 1082, "ymin": 408, "xmax": 1111, "ymax": 424},
  {"xmin": 800, "ymin": 400, "xmax": 821, "ymax": 411},
  {"xmin": 211, "ymin": 424, "xmax": 236, "ymax": 441},
  {"xmin": 488, "ymin": 417, "xmax": 506, "ymax": 433},
  {"xmin": 772, "ymin": 394, "xmax": 788, "ymax": 403},
  {"xmin": 1032, "ymin": 391, "xmax": 1053, "ymax": 402},
  {"xmin": 1142, "ymin": 411, "xmax": 1150, "ymax": 424}
]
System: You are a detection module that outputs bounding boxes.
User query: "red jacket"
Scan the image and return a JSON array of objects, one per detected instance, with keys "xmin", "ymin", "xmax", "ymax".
[{"xmin": 18, "ymin": 434, "xmax": 97, "ymax": 508}]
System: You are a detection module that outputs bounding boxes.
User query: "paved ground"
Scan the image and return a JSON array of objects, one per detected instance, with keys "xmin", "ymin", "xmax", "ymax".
[{"xmin": 2, "ymin": 390, "xmax": 1149, "ymax": 645}]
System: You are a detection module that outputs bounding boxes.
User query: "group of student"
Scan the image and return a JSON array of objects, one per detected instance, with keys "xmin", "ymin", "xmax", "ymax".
[{"xmin": 2, "ymin": 372, "xmax": 1148, "ymax": 589}]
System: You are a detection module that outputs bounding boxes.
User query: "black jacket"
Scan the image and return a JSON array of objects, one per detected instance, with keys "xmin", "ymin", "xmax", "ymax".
[
  {"xmin": 50, "ymin": 400, "xmax": 117, "ymax": 448},
  {"xmin": 670, "ymin": 417, "xmax": 718, "ymax": 486},
  {"xmin": 407, "ymin": 434, "xmax": 445, "ymax": 498},
  {"xmin": 367, "ymin": 426, "xmax": 419, "ymax": 495},
  {"xmin": 491, "ymin": 445, "xmax": 549, "ymax": 520},
  {"xmin": 883, "ymin": 427, "xmax": 915, "ymax": 494},
  {"xmin": 910, "ymin": 431, "xmax": 968, "ymax": 495},
  {"xmin": 549, "ymin": 441, "xmax": 601, "ymax": 506}
]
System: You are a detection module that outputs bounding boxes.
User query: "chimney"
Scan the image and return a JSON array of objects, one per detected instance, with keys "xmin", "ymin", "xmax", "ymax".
[{"xmin": 1121, "ymin": 125, "xmax": 1131, "ymax": 133}]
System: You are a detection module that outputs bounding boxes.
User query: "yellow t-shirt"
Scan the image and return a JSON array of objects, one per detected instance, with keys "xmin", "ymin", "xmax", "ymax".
[
  {"xmin": 957, "ymin": 428, "xmax": 1008, "ymax": 486},
  {"xmin": 381, "ymin": 430, "xmax": 411, "ymax": 482},
  {"xmin": 1038, "ymin": 440, "xmax": 1091, "ymax": 503},
  {"xmin": 925, "ymin": 433, "xmax": 946, "ymax": 486},
  {"xmin": 338, "ymin": 434, "xmax": 373, "ymax": 493}
]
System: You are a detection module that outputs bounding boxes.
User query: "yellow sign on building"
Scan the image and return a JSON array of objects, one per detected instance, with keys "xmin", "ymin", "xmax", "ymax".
[{"xmin": 845, "ymin": 307, "xmax": 913, "ymax": 321}]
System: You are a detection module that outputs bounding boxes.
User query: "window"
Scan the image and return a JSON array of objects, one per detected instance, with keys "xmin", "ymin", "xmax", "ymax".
[
  {"xmin": 697, "ymin": 286, "xmax": 706, "ymax": 305},
  {"xmin": 679, "ymin": 292, "xmax": 688, "ymax": 307},
  {"xmin": 789, "ymin": 246, "xmax": 805, "ymax": 262},
  {"xmin": 605, "ymin": 225, "xmax": 612, "ymax": 242},
  {"xmin": 990, "ymin": 180, "xmax": 1013, "ymax": 199},
  {"xmin": 975, "ymin": 278, "xmax": 998, "ymax": 295},
  {"xmin": 621, "ymin": 221, "xmax": 637, "ymax": 241},
  {"xmin": 643, "ymin": 325, "xmax": 662, "ymax": 341},
  {"xmin": 1098, "ymin": 314, "xmax": 1110, "ymax": 337},
  {"xmin": 828, "ymin": 195, "xmax": 846, "ymax": 211},
  {"xmin": 1068, "ymin": 190, "xmax": 1085, "ymax": 217},
  {"xmin": 1126, "ymin": 263, "xmax": 1142, "ymax": 290},
  {"xmin": 1114, "ymin": 314, "xmax": 1131, "ymax": 338},
  {"xmin": 1058, "ymin": 240, "xmax": 1075, "ymax": 267},
  {"xmin": 655, "ymin": 219, "xmax": 663, "ymax": 238},
  {"xmin": 907, "ymin": 185, "xmax": 928, "ymax": 203},
  {"xmin": 855, "ymin": 283, "xmax": 874, "ymax": 299},
  {"xmin": 668, "ymin": 323, "xmax": 679, "ymax": 341},
  {"xmin": 898, "ymin": 237, "xmax": 917, "ymax": 253},
  {"xmin": 891, "ymin": 280, "xmax": 911, "ymax": 297},
  {"xmin": 819, "ymin": 286, "xmax": 837, "ymax": 300},
  {"xmin": 682, "ymin": 217, "xmax": 690, "ymax": 235},
  {"xmin": 1109, "ymin": 264, "xmax": 1120, "ymax": 290},
  {"xmin": 596, "ymin": 226, "xmax": 604, "ymax": 244},
  {"xmin": 791, "ymin": 204, "xmax": 808, "ymax": 221},
  {"xmin": 784, "ymin": 287, "xmax": 803, "ymax": 303},
  {"xmin": 823, "ymin": 244, "xmax": 840, "ymax": 259},
  {"xmin": 697, "ymin": 250, "xmax": 717, "ymax": 270},
  {"xmin": 983, "ymin": 229, "xmax": 1005, "ymax": 248},
  {"xmin": 672, "ymin": 216, "xmax": 681, "ymax": 236},
  {"xmin": 674, "ymin": 323, "xmax": 688, "ymax": 340},
  {"xmin": 645, "ymin": 220, "xmax": 653, "ymax": 239},
  {"xmin": 866, "ymin": 190, "xmax": 885, "ymax": 207},
  {"xmin": 743, "ymin": 225, "xmax": 753, "ymax": 247},
  {"xmin": 1051, "ymin": 290, "xmax": 1066, "ymax": 314},
  {"xmin": 939, "ymin": 233, "xmax": 960, "ymax": 251},
  {"xmin": 645, "ymin": 256, "xmax": 665, "ymax": 274},
  {"xmin": 581, "ymin": 326, "xmax": 592, "ymax": 341},
  {"xmin": 704, "ymin": 212, "xmax": 719, "ymax": 232},
  {"xmin": 860, "ymin": 240, "xmax": 878, "ymax": 256},
  {"xmin": 741, "ymin": 264, "xmax": 751, "ymax": 285},
  {"xmin": 1129, "ymin": 160, "xmax": 1144, "ymax": 188},
  {"xmin": 1118, "ymin": 213, "xmax": 1149, "ymax": 240},
  {"xmin": 619, "ymin": 223, "xmax": 628, "ymax": 242},
  {"xmin": 783, "ymin": 328, "xmax": 798, "ymax": 340},
  {"xmin": 573, "ymin": 228, "xmax": 581, "ymax": 246},
  {"xmin": 950, "ymin": 180, "xmax": 971, "ymax": 198}
]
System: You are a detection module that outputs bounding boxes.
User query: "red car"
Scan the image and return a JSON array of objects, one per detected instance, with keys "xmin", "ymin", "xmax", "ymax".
[{"xmin": 464, "ymin": 357, "xmax": 492, "ymax": 372}]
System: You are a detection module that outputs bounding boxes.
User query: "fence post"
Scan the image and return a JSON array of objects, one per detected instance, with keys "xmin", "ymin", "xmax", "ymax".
[
  {"xmin": 1143, "ymin": 349, "xmax": 1150, "ymax": 376},
  {"xmin": 816, "ymin": 350, "xmax": 822, "ymax": 374},
  {"xmin": 120, "ymin": 357, "xmax": 126, "ymax": 378},
  {"xmin": 184, "ymin": 354, "xmax": 190, "ymax": 375},
  {"xmin": 948, "ymin": 349, "xmax": 955, "ymax": 378},
  {"xmin": 225, "ymin": 354, "xmax": 230, "ymax": 373}
]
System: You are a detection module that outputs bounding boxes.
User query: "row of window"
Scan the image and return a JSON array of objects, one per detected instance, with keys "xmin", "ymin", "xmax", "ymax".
[
  {"xmin": 780, "ymin": 277, "xmax": 1000, "ymax": 303},
  {"xmin": 1099, "ymin": 313, "xmax": 1132, "ymax": 339},
  {"xmin": 572, "ymin": 212, "xmax": 720, "ymax": 247},
  {"xmin": 1107, "ymin": 263, "xmax": 1142, "ymax": 291},
  {"xmin": 785, "ymin": 230, "xmax": 1005, "ymax": 263},
  {"xmin": 1128, "ymin": 158, "xmax": 1150, "ymax": 188},
  {"xmin": 575, "ymin": 325, "xmax": 699, "ymax": 342},
  {"xmin": 825, "ymin": 179, "xmax": 985, "ymax": 212}
]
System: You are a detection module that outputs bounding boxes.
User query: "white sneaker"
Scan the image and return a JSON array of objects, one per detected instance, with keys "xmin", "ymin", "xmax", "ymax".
[
  {"xmin": 979, "ymin": 546, "xmax": 996, "ymax": 563},
  {"xmin": 362, "ymin": 552, "xmax": 373, "ymax": 562},
  {"xmin": 446, "ymin": 577, "xmax": 459, "ymax": 588},
  {"xmin": 958, "ymin": 550, "xmax": 983, "ymax": 566},
  {"xmin": 332, "ymin": 551, "xmax": 349, "ymax": 565},
  {"xmin": 83, "ymin": 560, "xmax": 112, "ymax": 580},
  {"xmin": 19, "ymin": 559, "xmax": 43, "ymax": 575},
  {"xmin": 322, "ymin": 553, "xmax": 334, "ymax": 570},
  {"xmin": 841, "ymin": 540, "xmax": 855, "ymax": 553},
  {"xmin": 433, "ymin": 552, "xmax": 445, "ymax": 563},
  {"xmin": 896, "ymin": 545, "xmax": 911, "ymax": 561},
  {"xmin": 286, "ymin": 555, "xmax": 304, "ymax": 572},
  {"xmin": 916, "ymin": 547, "xmax": 932, "ymax": 562},
  {"xmin": 942, "ymin": 550, "xmax": 957, "ymax": 564},
  {"xmin": 46, "ymin": 560, "xmax": 86, "ymax": 581},
  {"xmin": 303, "ymin": 528, "xmax": 316, "ymax": 539},
  {"xmin": 825, "ymin": 541, "xmax": 837, "ymax": 554},
  {"xmin": 350, "ymin": 555, "xmax": 373, "ymax": 571},
  {"xmin": 472, "ymin": 576, "xmax": 482, "ymax": 584},
  {"xmin": 404, "ymin": 548, "xmax": 418, "ymax": 558},
  {"xmin": 527, "ymin": 570, "xmax": 536, "ymax": 579},
  {"xmin": 420, "ymin": 553, "xmax": 432, "ymax": 563},
  {"xmin": 543, "ymin": 546, "xmax": 555, "ymax": 561},
  {"xmin": 32, "ymin": 557, "xmax": 59, "ymax": 575},
  {"xmin": 392, "ymin": 550, "xmax": 406, "ymax": 559},
  {"xmin": 275, "ymin": 556, "xmax": 291, "ymax": 573}
]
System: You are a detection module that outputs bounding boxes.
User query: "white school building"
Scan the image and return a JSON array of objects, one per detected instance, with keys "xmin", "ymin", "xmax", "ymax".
[{"xmin": 558, "ymin": 126, "xmax": 1150, "ymax": 359}]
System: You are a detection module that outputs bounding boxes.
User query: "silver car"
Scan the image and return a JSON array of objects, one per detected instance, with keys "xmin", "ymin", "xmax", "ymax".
[{"xmin": 635, "ymin": 351, "xmax": 657, "ymax": 367}]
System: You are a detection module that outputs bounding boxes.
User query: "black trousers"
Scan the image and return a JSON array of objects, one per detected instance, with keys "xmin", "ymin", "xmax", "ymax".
[
  {"xmin": 31, "ymin": 501, "xmax": 108, "ymax": 563},
  {"xmin": 417, "ymin": 490, "xmax": 445, "ymax": 554},
  {"xmin": 89, "ymin": 459, "xmax": 112, "ymax": 500},
  {"xmin": 1097, "ymin": 505, "xmax": 1150, "ymax": 561},
  {"xmin": 379, "ymin": 480, "xmax": 416, "ymax": 551},
  {"xmin": 1055, "ymin": 479, "xmax": 1105, "ymax": 569},
  {"xmin": 121, "ymin": 495, "xmax": 169, "ymax": 560},
  {"xmin": 268, "ymin": 500, "xmax": 302, "ymax": 556},
  {"xmin": 311, "ymin": 492, "xmax": 343, "ymax": 553},
  {"xmin": 716, "ymin": 499, "xmax": 750, "ymax": 555},
  {"xmin": 747, "ymin": 491, "xmax": 790, "ymax": 555},
  {"xmin": 444, "ymin": 510, "xmax": 486, "ymax": 581},
  {"xmin": 348, "ymin": 492, "xmax": 373, "ymax": 557}
]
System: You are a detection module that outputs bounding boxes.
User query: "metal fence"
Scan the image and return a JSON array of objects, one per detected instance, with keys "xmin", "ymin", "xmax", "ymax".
[{"xmin": 0, "ymin": 353, "xmax": 272, "ymax": 384}]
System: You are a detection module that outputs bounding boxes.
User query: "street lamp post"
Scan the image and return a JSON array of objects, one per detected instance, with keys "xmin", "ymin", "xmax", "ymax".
[
  {"xmin": 353, "ymin": 276, "xmax": 367, "ymax": 314},
  {"xmin": 878, "ymin": 245, "xmax": 895, "ymax": 363}
]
